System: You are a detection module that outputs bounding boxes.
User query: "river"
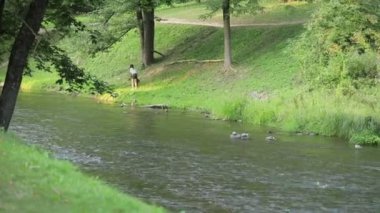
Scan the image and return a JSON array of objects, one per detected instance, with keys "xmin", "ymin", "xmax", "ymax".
[{"xmin": 10, "ymin": 92, "xmax": 380, "ymax": 212}]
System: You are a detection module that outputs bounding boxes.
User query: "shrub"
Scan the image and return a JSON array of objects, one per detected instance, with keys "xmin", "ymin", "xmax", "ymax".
[
  {"xmin": 293, "ymin": 0, "xmax": 380, "ymax": 89},
  {"xmin": 347, "ymin": 52, "xmax": 378, "ymax": 80},
  {"xmin": 350, "ymin": 131, "xmax": 380, "ymax": 146}
]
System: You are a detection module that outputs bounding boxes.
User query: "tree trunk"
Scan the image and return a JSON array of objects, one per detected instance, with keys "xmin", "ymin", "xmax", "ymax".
[
  {"xmin": 142, "ymin": 1, "xmax": 154, "ymax": 66},
  {"xmin": 0, "ymin": 0, "xmax": 5, "ymax": 33},
  {"xmin": 0, "ymin": 0, "xmax": 48, "ymax": 131},
  {"xmin": 223, "ymin": 0, "xmax": 232, "ymax": 70},
  {"xmin": 136, "ymin": 6, "xmax": 145, "ymax": 68}
]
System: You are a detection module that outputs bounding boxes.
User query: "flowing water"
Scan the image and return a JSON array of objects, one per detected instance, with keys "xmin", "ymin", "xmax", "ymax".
[{"xmin": 11, "ymin": 92, "xmax": 380, "ymax": 212}]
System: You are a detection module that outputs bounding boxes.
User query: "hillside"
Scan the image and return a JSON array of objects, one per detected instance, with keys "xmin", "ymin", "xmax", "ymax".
[{"xmin": 3, "ymin": 1, "xmax": 379, "ymax": 144}]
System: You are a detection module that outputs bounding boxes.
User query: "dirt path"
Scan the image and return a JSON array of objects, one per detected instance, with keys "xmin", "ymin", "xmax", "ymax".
[{"xmin": 157, "ymin": 18, "xmax": 306, "ymax": 28}]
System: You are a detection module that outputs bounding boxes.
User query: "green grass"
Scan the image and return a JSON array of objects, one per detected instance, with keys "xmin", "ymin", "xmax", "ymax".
[
  {"xmin": 156, "ymin": 0, "xmax": 315, "ymax": 24},
  {"xmin": 0, "ymin": 133, "xmax": 166, "ymax": 213},
  {"xmin": 109, "ymin": 24, "xmax": 303, "ymax": 105},
  {"xmin": 156, "ymin": 2, "xmax": 209, "ymax": 20}
]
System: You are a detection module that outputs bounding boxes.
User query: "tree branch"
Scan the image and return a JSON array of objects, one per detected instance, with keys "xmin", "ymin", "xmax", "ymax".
[{"xmin": 166, "ymin": 59, "xmax": 223, "ymax": 65}]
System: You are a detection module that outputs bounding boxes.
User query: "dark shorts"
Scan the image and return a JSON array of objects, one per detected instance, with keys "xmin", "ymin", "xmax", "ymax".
[{"xmin": 131, "ymin": 73, "xmax": 138, "ymax": 79}]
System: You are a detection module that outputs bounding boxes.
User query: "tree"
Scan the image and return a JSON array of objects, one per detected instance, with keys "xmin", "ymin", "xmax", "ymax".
[
  {"xmin": 142, "ymin": 0, "xmax": 155, "ymax": 66},
  {"xmin": 0, "ymin": 0, "xmax": 49, "ymax": 131},
  {"xmin": 136, "ymin": 5, "xmax": 145, "ymax": 68},
  {"xmin": 0, "ymin": 0, "xmax": 4, "ymax": 33},
  {"xmin": 203, "ymin": 0, "xmax": 261, "ymax": 70},
  {"xmin": 89, "ymin": 0, "xmax": 174, "ymax": 67},
  {"xmin": 223, "ymin": 0, "xmax": 232, "ymax": 69},
  {"xmin": 293, "ymin": 0, "xmax": 380, "ymax": 90},
  {"xmin": 0, "ymin": 0, "xmax": 110, "ymax": 131}
]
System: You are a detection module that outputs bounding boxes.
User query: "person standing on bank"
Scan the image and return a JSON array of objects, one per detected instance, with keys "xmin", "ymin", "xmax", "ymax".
[{"xmin": 129, "ymin": 64, "xmax": 138, "ymax": 88}]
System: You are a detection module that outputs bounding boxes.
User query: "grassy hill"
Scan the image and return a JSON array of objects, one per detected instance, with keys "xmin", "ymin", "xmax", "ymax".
[{"xmin": 3, "ymin": 1, "xmax": 379, "ymax": 144}]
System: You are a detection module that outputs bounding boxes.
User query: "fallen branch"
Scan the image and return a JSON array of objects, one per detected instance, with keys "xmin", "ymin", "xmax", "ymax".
[
  {"xmin": 154, "ymin": 50, "xmax": 166, "ymax": 57},
  {"xmin": 166, "ymin": 59, "xmax": 223, "ymax": 66}
]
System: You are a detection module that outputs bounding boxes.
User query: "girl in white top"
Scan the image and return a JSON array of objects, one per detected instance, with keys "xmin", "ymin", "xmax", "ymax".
[{"xmin": 129, "ymin": 64, "xmax": 138, "ymax": 88}]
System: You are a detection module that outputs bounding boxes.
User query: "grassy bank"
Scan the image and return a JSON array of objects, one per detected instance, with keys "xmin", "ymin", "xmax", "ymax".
[
  {"xmin": 0, "ymin": 133, "xmax": 166, "ymax": 212},
  {"xmin": 88, "ymin": 24, "xmax": 379, "ymax": 145}
]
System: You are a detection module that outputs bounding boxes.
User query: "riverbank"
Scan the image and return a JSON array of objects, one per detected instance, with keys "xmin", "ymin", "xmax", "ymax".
[{"xmin": 0, "ymin": 133, "xmax": 166, "ymax": 212}]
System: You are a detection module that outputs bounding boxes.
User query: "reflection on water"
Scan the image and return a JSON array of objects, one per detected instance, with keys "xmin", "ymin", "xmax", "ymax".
[{"xmin": 11, "ymin": 92, "xmax": 380, "ymax": 212}]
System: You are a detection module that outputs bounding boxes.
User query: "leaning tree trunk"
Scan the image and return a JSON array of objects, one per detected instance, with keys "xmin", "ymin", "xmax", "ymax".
[
  {"xmin": 142, "ymin": 1, "xmax": 155, "ymax": 66},
  {"xmin": 0, "ymin": 0, "xmax": 5, "ymax": 33},
  {"xmin": 136, "ymin": 6, "xmax": 145, "ymax": 68},
  {"xmin": 223, "ymin": 0, "xmax": 232, "ymax": 70},
  {"xmin": 0, "ymin": 0, "xmax": 49, "ymax": 131}
]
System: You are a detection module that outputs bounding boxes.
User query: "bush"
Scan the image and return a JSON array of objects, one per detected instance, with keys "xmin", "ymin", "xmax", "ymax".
[
  {"xmin": 350, "ymin": 131, "xmax": 380, "ymax": 146},
  {"xmin": 347, "ymin": 52, "xmax": 378, "ymax": 80},
  {"xmin": 293, "ymin": 0, "xmax": 380, "ymax": 89}
]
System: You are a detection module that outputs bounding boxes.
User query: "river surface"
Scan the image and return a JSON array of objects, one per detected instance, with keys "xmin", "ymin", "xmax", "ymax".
[{"xmin": 10, "ymin": 92, "xmax": 380, "ymax": 212}]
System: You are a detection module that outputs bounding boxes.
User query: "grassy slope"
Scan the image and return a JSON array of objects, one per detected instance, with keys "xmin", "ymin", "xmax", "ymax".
[
  {"xmin": 16, "ymin": 1, "xmax": 380, "ymax": 143},
  {"xmin": 156, "ymin": 0, "xmax": 314, "ymax": 24},
  {"xmin": 0, "ymin": 133, "xmax": 166, "ymax": 213}
]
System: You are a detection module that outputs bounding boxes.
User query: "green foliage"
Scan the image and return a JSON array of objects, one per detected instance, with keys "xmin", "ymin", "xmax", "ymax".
[
  {"xmin": 347, "ymin": 53, "xmax": 378, "ymax": 79},
  {"xmin": 350, "ymin": 130, "xmax": 380, "ymax": 146},
  {"xmin": 33, "ymin": 40, "xmax": 112, "ymax": 94},
  {"xmin": 244, "ymin": 101, "xmax": 277, "ymax": 125},
  {"xmin": 293, "ymin": 0, "xmax": 380, "ymax": 88},
  {"xmin": 80, "ymin": 5, "xmax": 135, "ymax": 55},
  {"xmin": 82, "ymin": 0, "xmax": 176, "ymax": 55},
  {"xmin": 277, "ymin": 89, "xmax": 380, "ymax": 138},
  {"xmin": 221, "ymin": 99, "xmax": 247, "ymax": 121},
  {"xmin": 0, "ymin": 0, "xmax": 112, "ymax": 94}
]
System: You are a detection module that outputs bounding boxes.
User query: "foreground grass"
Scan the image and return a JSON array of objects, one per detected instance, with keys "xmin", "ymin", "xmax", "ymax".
[{"xmin": 0, "ymin": 133, "xmax": 166, "ymax": 213}]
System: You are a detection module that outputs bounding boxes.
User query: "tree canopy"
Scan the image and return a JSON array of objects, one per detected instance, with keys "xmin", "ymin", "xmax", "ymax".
[
  {"xmin": 294, "ymin": 0, "xmax": 380, "ymax": 91},
  {"xmin": 0, "ymin": 0, "xmax": 110, "ymax": 131},
  {"xmin": 0, "ymin": 0, "xmax": 109, "ymax": 93}
]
